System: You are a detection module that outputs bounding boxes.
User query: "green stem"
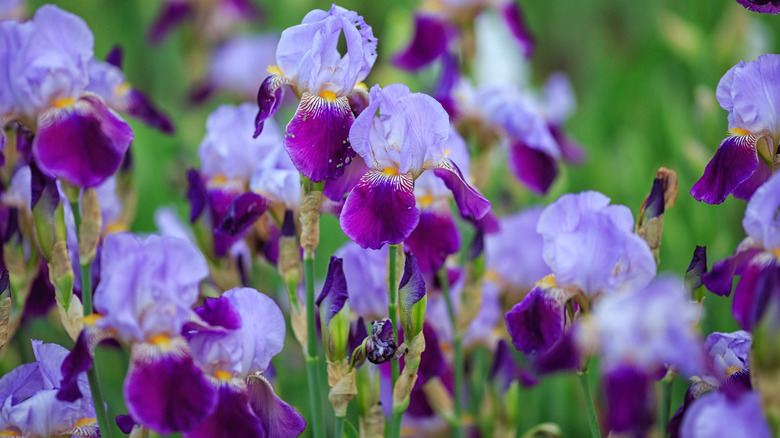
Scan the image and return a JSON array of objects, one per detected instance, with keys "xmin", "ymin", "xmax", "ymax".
[
  {"xmin": 578, "ymin": 372, "xmax": 602, "ymax": 438},
  {"xmin": 387, "ymin": 244, "xmax": 399, "ymax": 438},
  {"xmin": 304, "ymin": 253, "xmax": 325, "ymax": 438},
  {"xmin": 659, "ymin": 376, "xmax": 674, "ymax": 438},
  {"xmin": 438, "ymin": 269, "xmax": 464, "ymax": 437},
  {"xmin": 334, "ymin": 415, "xmax": 345, "ymax": 438},
  {"xmin": 470, "ymin": 347, "xmax": 488, "ymax": 416},
  {"xmin": 81, "ymin": 258, "xmax": 111, "ymax": 438}
]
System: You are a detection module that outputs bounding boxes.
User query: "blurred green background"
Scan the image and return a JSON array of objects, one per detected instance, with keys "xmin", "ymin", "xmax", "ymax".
[{"xmin": 6, "ymin": 0, "xmax": 775, "ymax": 436}]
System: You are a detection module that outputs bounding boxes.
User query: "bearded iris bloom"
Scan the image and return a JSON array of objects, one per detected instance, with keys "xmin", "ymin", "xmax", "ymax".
[
  {"xmin": 691, "ymin": 54, "xmax": 780, "ymax": 204},
  {"xmin": 253, "ymin": 4, "xmax": 377, "ymax": 182},
  {"xmin": 183, "ymin": 288, "xmax": 305, "ymax": 437},
  {"xmin": 58, "ymin": 232, "xmax": 217, "ymax": 433},
  {"xmin": 0, "ymin": 5, "xmax": 133, "ymax": 188},
  {"xmin": 340, "ymin": 83, "xmax": 491, "ymax": 250},
  {"xmin": 0, "ymin": 341, "xmax": 98, "ymax": 437}
]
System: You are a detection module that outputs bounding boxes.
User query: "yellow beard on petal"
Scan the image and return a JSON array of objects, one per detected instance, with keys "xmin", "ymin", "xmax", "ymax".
[{"xmin": 729, "ymin": 127, "xmax": 753, "ymax": 136}]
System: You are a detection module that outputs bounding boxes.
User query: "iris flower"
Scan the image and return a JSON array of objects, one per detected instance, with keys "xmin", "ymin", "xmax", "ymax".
[
  {"xmin": 340, "ymin": 83, "xmax": 491, "ymax": 250},
  {"xmin": 254, "ymin": 4, "xmax": 377, "ymax": 182}
]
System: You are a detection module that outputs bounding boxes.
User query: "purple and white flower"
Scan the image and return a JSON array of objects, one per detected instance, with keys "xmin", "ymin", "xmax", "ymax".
[
  {"xmin": 736, "ymin": 0, "xmax": 780, "ymax": 14},
  {"xmin": 254, "ymin": 5, "xmax": 377, "ymax": 182},
  {"xmin": 691, "ymin": 54, "xmax": 780, "ymax": 204},
  {"xmin": 340, "ymin": 83, "xmax": 491, "ymax": 249}
]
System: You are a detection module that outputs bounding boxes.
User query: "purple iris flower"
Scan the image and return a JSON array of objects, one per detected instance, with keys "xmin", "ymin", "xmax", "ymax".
[
  {"xmin": 736, "ymin": 0, "xmax": 780, "ymax": 14},
  {"xmin": 253, "ymin": 5, "xmax": 377, "ymax": 182},
  {"xmin": 86, "ymin": 47, "xmax": 174, "ymax": 133},
  {"xmin": 340, "ymin": 83, "xmax": 491, "ymax": 250},
  {"xmin": 691, "ymin": 54, "xmax": 780, "ymax": 204},
  {"xmin": 404, "ymin": 127, "xmax": 470, "ymax": 273},
  {"xmin": 191, "ymin": 103, "xmax": 282, "ymax": 256},
  {"xmin": 148, "ymin": 0, "xmax": 261, "ymax": 45},
  {"xmin": 58, "ymin": 232, "xmax": 217, "ymax": 434},
  {"xmin": 703, "ymin": 171, "xmax": 780, "ymax": 330},
  {"xmin": 0, "ymin": 341, "xmax": 97, "ymax": 437},
  {"xmin": 680, "ymin": 391, "xmax": 770, "ymax": 438},
  {"xmin": 393, "ymin": 1, "xmax": 533, "ymax": 72},
  {"xmin": 184, "ymin": 288, "xmax": 305, "ymax": 437},
  {"xmin": 578, "ymin": 277, "xmax": 705, "ymax": 434},
  {"xmin": 538, "ymin": 191, "xmax": 657, "ymax": 296},
  {"xmin": 0, "ymin": 5, "xmax": 134, "ymax": 188},
  {"xmin": 335, "ymin": 241, "xmax": 388, "ymax": 319}
]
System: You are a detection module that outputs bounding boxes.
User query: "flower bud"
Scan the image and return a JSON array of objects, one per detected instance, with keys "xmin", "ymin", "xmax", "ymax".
[
  {"xmin": 317, "ymin": 256, "xmax": 351, "ymax": 362},
  {"xmin": 399, "ymin": 252, "xmax": 426, "ymax": 339}
]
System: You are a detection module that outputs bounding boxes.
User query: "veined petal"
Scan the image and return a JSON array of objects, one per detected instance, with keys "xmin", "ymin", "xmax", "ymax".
[
  {"xmin": 124, "ymin": 338, "xmax": 218, "ymax": 434},
  {"xmin": 284, "ymin": 93, "xmax": 355, "ymax": 182},
  {"xmin": 253, "ymin": 74, "xmax": 284, "ymax": 138},
  {"xmin": 34, "ymin": 95, "xmax": 133, "ymax": 188},
  {"xmin": 246, "ymin": 374, "xmax": 306, "ymax": 438},
  {"xmin": 340, "ymin": 169, "xmax": 419, "ymax": 250},
  {"xmin": 505, "ymin": 282, "xmax": 577, "ymax": 355},
  {"xmin": 690, "ymin": 134, "xmax": 759, "ymax": 205},
  {"xmin": 432, "ymin": 159, "xmax": 491, "ymax": 220},
  {"xmin": 183, "ymin": 382, "xmax": 264, "ymax": 438},
  {"xmin": 323, "ymin": 154, "xmax": 369, "ymax": 201},
  {"xmin": 404, "ymin": 207, "xmax": 460, "ymax": 275},
  {"xmin": 508, "ymin": 139, "xmax": 558, "ymax": 194},
  {"xmin": 392, "ymin": 13, "xmax": 452, "ymax": 71}
]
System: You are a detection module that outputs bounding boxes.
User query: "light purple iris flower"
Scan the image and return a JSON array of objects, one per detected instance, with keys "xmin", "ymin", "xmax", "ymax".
[
  {"xmin": 335, "ymin": 241, "xmax": 388, "ymax": 320},
  {"xmin": 253, "ymin": 5, "xmax": 377, "ymax": 182},
  {"xmin": 86, "ymin": 47, "xmax": 174, "ymax": 133},
  {"xmin": 183, "ymin": 288, "xmax": 305, "ymax": 437},
  {"xmin": 340, "ymin": 83, "xmax": 491, "ymax": 249},
  {"xmin": 484, "ymin": 207, "xmax": 550, "ymax": 291},
  {"xmin": 736, "ymin": 0, "xmax": 780, "ymax": 14},
  {"xmin": 691, "ymin": 54, "xmax": 780, "ymax": 204},
  {"xmin": 703, "ymin": 172, "xmax": 780, "ymax": 330},
  {"xmin": 196, "ymin": 34, "xmax": 278, "ymax": 101},
  {"xmin": 0, "ymin": 341, "xmax": 97, "ymax": 437},
  {"xmin": 538, "ymin": 191, "xmax": 656, "ymax": 296},
  {"xmin": 579, "ymin": 277, "xmax": 705, "ymax": 434},
  {"xmin": 58, "ymin": 232, "xmax": 217, "ymax": 434},
  {"xmin": 680, "ymin": 391, "xmax": 770, "ymax": 438},
  {"xmin": 190, "ymin": 103, "xmax": 284, "ymax": 256},
  {"xmin": 0, "ymin": 5, "xmax": 133, "ymax": 188},
  {"xmin": 404, "ymin": 127, "xmax": 471, "ymax": 273}
]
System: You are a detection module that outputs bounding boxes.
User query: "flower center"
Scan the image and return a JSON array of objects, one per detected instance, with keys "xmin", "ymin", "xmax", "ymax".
[
  {"xmin": 53, "ymin": 97, "xmax": 76, "ymax": 108},
  {"xmin": 729, "ymin": 127, "xmax": 753, "ymax": 136},
  {"xmin": 73, "ymin": 417, "xmax": 97, "ymax": 428},
  {"xmin": 147, "ymin": 333, "xmax": 172, "ymax": 351},
  {"xmin": 0, "ymin": 430, "xmax": 21, "ymax": 437},
  {"xmin": 82, "ymin": 314, "xmax": 103, "ymax": 326},
  {"xmin": 726, "ymin": 365, "xmax": 741, "ymax": 376},
  {"xmin": 419, "ymin": 194, "xmax": 434, "ymax": 208},
  {"xmin": 382, "ymin": 167, "xmax": 400, "ymax": 176},
  {"xmin": 537, "ymin": 274, "xmax": 558, "ymax": 289},
  {"xmin": 318, "ymin": 90, "xmax": 337, "ymax": 101},
  {"xmin": 215, "ymin": 370, "xmax": 233, "ymax": 381}
]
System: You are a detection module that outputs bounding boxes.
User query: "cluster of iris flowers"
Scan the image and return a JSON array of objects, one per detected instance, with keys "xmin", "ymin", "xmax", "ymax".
[{"xmin": 0, "ymin": 0, "xmax": 778, "ymax": 437}]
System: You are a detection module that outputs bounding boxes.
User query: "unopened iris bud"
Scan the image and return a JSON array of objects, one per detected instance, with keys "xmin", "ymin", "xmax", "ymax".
[
  {"xmin": 636, "ymin": 168, "xmax": 678, "ymax": 264},
  {"xmin": 366, "ymin": 319, "xmax": 397, "ymax": 365},
  {"xmin": 317, "ymin": 256, "xmax": 351, "ymax": 362},
  {"xmin": 278, "ymin": 209, "xmax": 301, "ymax": 300},
  {"xmin": 78, "ymin": 188, "xmax": 102, "ymax": 264},
  {"xmin": 685, "ymin": 245, "xmax": 707, "ymax": 302},
  {"xmin": 399, "ymin": 252, "xmax": 427, "ymax": 339},
  {"xmin": 0, "ymin": 270, "xmax": 10, "ymax": 354}
]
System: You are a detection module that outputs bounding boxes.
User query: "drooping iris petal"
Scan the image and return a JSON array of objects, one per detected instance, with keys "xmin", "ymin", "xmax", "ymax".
[
  {"xmin": 498, "ymin": 1, "xmax": 535, "ymax": 58},
  {"xmin": 508, "ymin": 139, "xmax": 558, "ymax": 195},
  {"xmin": 186, "ymin": 169, "xmax": 207, "ymax": 222},
  {"xmin": 732, "ymin": 155, "xmax": 770, "ymax": 200},
  {"xmin": 183, "ymin": 383, "xmax": 264, "ymax": 438},
  {"xmin": 702, "ymin": 244, "xmax": 763, "ymax": 296},
  {"xmin": 147, "ymin": 0, "xmax": 193, "ymax": 44},
  {"xmin": 392, "ymin": 13, "xmax": 451, "ymax": 70},
  {"xmin": 431, "ymin": 159, "xmax": 491, "ymax": 220},
  {"xmin": 731, "ymin": 258, "xmax": 780, "ymax": 331},
  {"xmin": 284, "ymin": 93, "xmax": 355, "ymax": 182},
  {"xmin": 124, "ymin": 339, "xmax": 218, "ymax": 434},
  {"xmin": 742, "ymin": 171, "xmax": 780, "ymax": 250},
  {"xmin": 217, "ymin": 192, "xmax": 267, "ymax": 236},
  {"xmin": 690, "ymin": 134, "xmax": 760, "ymax": 205},
  {"xmin": 604, "ymin": 365, "xmax": 653, "ymax": 435},
  {"xmin": 124, "ymin": 89, "xmax": 174, "ymax": 133},
  {"xmin": 340, "ymin": 170, "xmax": 419, "ymax": 250},
  {"xmin": 680, "ymin": 391, "xmax": 771, "ymax": 438},
  {"xmin": 505, "ymin": 281, "xmax": 576, "ymax": 354},
  {"xmin": 246, "ymin": 374, "xmax": 307, "ymax": 438},
  {"xmin": 404, "ymin": 208, "xmax": 460, "ymax": 275},
  {"xmin": 34, "ymin": 95, "xmax": 133, "ymax": 188}
]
